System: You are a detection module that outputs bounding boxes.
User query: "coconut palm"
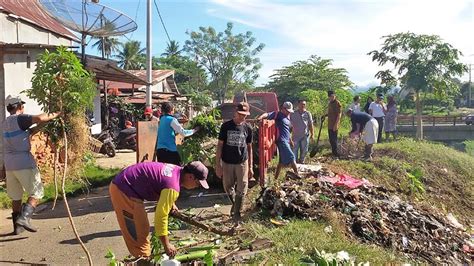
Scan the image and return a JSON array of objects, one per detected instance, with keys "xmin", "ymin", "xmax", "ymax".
[
  {"xmin": 161, "ymin": 40, "xmax": 181, "ymax": 57},
  {"xmin": 92, "ymin": 37, "xmax": 121, "ymax": 59},
  {"xmin": 116, "ymin": 40, "xmax": 146, "ymax": 70}
]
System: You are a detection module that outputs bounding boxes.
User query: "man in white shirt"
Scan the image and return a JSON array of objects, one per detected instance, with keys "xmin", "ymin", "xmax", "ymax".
[{"xmin": 368, "ymin": 93, "xmax": 386, "ymax": 142}]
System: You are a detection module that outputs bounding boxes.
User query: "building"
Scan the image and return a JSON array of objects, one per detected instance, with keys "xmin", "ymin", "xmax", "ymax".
[{"xmin": 1, "ymin": 0, "xmax": 78, "ymax": 167}]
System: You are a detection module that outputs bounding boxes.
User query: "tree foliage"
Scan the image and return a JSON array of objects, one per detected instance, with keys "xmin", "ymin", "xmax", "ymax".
[
  {"xmin": 117, "ymin": 40, "xmax": 146, "ymax": 70},
  {"xmin": 26, "ymin": 46, "xmax": 96, "ymax": 264},
  {"xmin": 267, "ymin": 55, "xmax": 352, "ymax": 103},
  {"xmin": 184, "ymin": 22, "xmax": 265, "ymax": 103},
  {"xmin": 92, "ymin": 36, "xmax": 121, "ymax": 59},
  {"xmin": 368, "ymin": 32, "xmax": 467, "ymax": 139},
  {"xmin": 161, "ymin": 40, "xmax": 182, "ymax": 57}
]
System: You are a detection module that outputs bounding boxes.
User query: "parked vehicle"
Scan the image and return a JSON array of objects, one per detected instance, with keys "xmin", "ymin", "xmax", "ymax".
[
  {"xmin": 465, "ymin": 114, "xmax": 474, "ymax": 125},
  {"xmin": 93, "ymin": 129, "xmax": 116, "ymax": 157},
  {"xmin": 111, "ymin": 127, "xmax": 137, "ymax": 151}
]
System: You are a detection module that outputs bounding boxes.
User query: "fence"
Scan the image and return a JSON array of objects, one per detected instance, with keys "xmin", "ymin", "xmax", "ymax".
[{"xmin": 397, "ymin": 115, "xmax": 467, "ymax": 126}]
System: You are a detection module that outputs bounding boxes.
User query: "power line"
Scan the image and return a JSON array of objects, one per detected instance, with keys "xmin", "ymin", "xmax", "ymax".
[
  {"xmin": 153, "ymin": 0, "xmax": 172, "ymax": 43},
  {"xmin": 127, "ymin": 0, "xmax": 141, "ymax": 40}
]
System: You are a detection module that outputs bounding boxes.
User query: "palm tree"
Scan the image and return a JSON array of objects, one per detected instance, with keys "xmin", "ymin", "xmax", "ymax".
[
  {"xmin": 116, "ymin": 41, "xmax": 146, "ymax": 70},
  {"xmin": 92, "ymin": 37, "xmax": 121, "ymax": 59},
  {"xmin": 161, "ymin": 40, "xmax": 181, "ymax": 57}
]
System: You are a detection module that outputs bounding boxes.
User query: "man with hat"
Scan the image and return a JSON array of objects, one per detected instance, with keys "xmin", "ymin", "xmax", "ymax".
[
  {"xmin": 109, "ymin": 161, "xmax": 209, "ymax": 258},
  {"xmin": 257, "ymin": 102, "xmax": 298, "ymax": 180},
  {"xmin": 144, "ymin": 106, "xmax": 159, "ymax": 122},
  {"xmin": 215, "ymin": 102, "xmax": 253, "ymax": 225},
  {"xmin": 368, "ymin": 93, "xmax": 387, "ymax": 142},
  {"xmin": 326, "ymin": 90, "xmax": 342, "ymax": 157},
  {"xmin": 2, "ymin": 95, "xmax": 59, "ymax": 234}
]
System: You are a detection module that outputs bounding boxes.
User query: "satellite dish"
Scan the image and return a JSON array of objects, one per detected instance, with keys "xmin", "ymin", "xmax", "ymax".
[{"xmin": 39, "ymin": 0, "xmax": 137, "ymax": 62}]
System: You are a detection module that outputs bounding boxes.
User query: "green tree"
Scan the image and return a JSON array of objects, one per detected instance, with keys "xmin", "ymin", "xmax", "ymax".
[
  {"xmin": 91, "ymin": 37, "xmax": 121, "ymax": 59},
  {"xmin": 117, "ymin": 40, "xmax": 146, "ymax": 70},
  {"xmin": 369, "ymin": 32, "xmax": 467, "ymax": 139},
  {"xmin": 161, "ymin": 40, "xmax": 182, "ymax": 57},
  {"xmin": 267, "ymin": 55, "xmax": 352, "ymax": 103},
  {"xmin": 184, "ymin": 22, "xmax": 265, "ymax": 104},
  {"xmin": 27, "ymin": 46, "xmax": 96, "ymax": 265}
]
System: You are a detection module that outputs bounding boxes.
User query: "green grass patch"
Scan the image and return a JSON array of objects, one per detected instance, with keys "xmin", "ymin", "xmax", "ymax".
[
  {"xmin": 243, "ymin": 219, "xmax": 398, "ymax": 264},
  {"xmin": 464, "ymin": 140, "xmax": 474, "ymax": 157},
  {"xmin": 0, "ymin": 164, "xmax": 120, "ymax": 209}
]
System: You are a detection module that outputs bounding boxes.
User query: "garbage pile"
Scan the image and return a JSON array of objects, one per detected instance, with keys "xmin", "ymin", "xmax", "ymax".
[{"xmin": 257, "ymin": 167, "xmax": 473, "ymax": 264}]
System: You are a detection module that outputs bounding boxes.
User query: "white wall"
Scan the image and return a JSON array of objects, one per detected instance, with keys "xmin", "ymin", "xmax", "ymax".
[
  {"xmin": 0, "ymin": 13, "xmax": 72, "ymax": 46},
  {"xmin": 3, "ymin": 51, "xmax": 44, "ymax": 115}
]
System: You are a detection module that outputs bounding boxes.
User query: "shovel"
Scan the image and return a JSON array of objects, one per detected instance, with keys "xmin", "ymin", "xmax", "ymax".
[{"xmin": 310, "ymin": 116, "xmax": 325, "ymax": 158}]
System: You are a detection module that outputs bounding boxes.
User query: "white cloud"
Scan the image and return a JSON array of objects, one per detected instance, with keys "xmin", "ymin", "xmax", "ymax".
[{"xmin": 209, "ymin": 0, "xmax": 474, "ymax": 86}]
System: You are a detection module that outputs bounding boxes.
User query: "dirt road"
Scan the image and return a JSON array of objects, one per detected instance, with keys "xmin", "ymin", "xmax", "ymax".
[{"xmin": 0, "ymin": 152, "xmax": 231, "ymax": 265}]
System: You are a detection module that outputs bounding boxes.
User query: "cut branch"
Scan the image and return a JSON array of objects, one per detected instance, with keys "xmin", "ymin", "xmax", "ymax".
[{"xmin": 171, "ymin": 211, "xmax": 235, "ymax": 236}]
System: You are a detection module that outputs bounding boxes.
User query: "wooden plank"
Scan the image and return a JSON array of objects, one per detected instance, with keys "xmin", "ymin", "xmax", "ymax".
[{"xmin": 136, "ymin": 120, "xmax": 159, "ymax": 163}]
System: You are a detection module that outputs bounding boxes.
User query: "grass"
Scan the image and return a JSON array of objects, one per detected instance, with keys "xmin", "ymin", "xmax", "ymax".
[
  {"xmin": 242, "ymin": 218, "xmax": 398, "ymax": 264},
  {"xmin": 464, "ymin": 140, "xmax": 474, "ymax": 156},
  {"xmin": 325, "ymin": 138, "xmax": 474, "ymax": 222},
  {"xmin": 0, "ymin": 164, "xmax": 120, "ymax": 209}
]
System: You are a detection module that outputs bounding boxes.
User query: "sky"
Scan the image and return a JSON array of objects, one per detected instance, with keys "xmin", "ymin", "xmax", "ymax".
[{"xmin": 85, "ymin": 0, "xmax": 474, "ymax": 88}]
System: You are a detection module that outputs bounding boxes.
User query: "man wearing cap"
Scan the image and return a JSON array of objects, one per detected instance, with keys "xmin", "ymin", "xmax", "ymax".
[
  {"xmin": 326, "ymin": 90, "xmax": 342, "ymax": 158},
  {"xmin": 345, "ymin": 109, "xmax": 379, "ymax": 161},
  {"xmin": 368, "ymin": 93, "xmax": 386, "ymax": 142},
  {"xmin": 155, "ymin": 102, "xmax": 197, "ymax": 165},
  {"xmin": 2, "ymin": 95, "xmax": 59, "ymax": 234},
  {"xmin": 215, "ymin": 102, "xmax": 253, "ymax": 225},
  {"xmin": 144, "ymin": 106, "xmax": 159, "ymax": 122},
  {"xmin": 290, "ymin": 100, "xmax": 314, "ymax": 163},
  {"xmin": 257, "ymin": 102, "xmax": 298, "ymax": 180},
  {"xmin": 109, "ymin": 161, "xmax": 209, "ymax": 258}
]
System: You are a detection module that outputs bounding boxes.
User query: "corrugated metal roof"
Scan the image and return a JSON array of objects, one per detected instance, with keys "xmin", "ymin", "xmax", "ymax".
[
  {"xmin": 0, "ymin": 0, "xmax": 78, "ymax": 41},
  {"xmin": 104, "ymin": 70, "xmax": 176, "ymax": 89}
]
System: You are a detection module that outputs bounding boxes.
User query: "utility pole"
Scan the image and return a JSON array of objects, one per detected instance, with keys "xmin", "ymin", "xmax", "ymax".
[
  {"xmin": 469, "ymin": 64, "xmax": 472, "ymax": 107},
  {"xmin": 145, "ymin": 0, "xmax": 152, "ymax": 108}
]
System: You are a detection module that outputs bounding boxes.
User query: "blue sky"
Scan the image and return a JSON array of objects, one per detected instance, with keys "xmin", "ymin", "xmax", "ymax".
[{"xmin": 86, "ymin": 0, "xmax": 473, "ymax": 87}]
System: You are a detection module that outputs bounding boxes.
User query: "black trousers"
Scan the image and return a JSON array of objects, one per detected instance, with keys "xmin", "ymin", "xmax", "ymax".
[
  {"xmin": 374, "ymin": 117, "xmax": 384, "ymax": 143},
  {"xmin": 328, "ymin": 129, "xmax": 339, "ymax": 156},
  {"xmin": 155, "ymin": 148, "xmax": 182, "ymax": 166}
]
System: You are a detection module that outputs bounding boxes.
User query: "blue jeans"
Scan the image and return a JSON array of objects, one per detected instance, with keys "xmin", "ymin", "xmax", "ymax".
[{"xmin": 293, "ymin": 135, "xmax": 309, "ymax": 163}]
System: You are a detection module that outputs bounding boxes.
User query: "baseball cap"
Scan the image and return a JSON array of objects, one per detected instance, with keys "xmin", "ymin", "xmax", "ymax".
[
  {"xmin": 186, "ymin": 161, "xmax": 209, "ymax": 189},
  {"xmin": 144, "ymin": 107, "xmax": 153, "ymax": 115},
  {"xmin": 327, "ymin": 90, "xmax": 335, "ymax": 96},
  {"xmin": 5, "ymin": 95, "xmax": 25, "ymax": 106},
  {"xmin": 282, "ymin": 102, "xmax": 294, "ymax": 113},
  {"xmin": 236, "ymin": 102, "xmax": 250, "ymax": 115},
  {"xmin": 377, "ymin": 93, "xmax": 384, "ymax": 99}
]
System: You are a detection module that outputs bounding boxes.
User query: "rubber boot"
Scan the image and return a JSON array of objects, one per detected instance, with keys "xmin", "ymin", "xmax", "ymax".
[
  {"xmin": 12, "ymin": 212, "xmax": 25, "ymax": 235},
  {"xmin": 364, "ymin": 144, "xmax": 373, "ymax": 161},
  {"xmin": 15, "ymin": 203, "xmax": 38, "ymax": 232},
  {"xmin": 228, "ymin": 194, "xmax": 235, "ymax": 217},
  {"xmin": 233, "ymin": 195, "xmax": 244, "ymax": 226}
]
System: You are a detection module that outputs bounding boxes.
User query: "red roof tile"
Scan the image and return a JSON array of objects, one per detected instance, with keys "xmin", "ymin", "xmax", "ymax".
[{"xmin": 0, "ymin": 0, "xmax": 77, "ymax": 41}]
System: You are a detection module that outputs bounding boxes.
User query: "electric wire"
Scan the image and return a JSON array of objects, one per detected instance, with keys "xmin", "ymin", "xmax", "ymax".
[{"xmin": 153, "ymin": 0, "xmax": 172, "ymax": 43}]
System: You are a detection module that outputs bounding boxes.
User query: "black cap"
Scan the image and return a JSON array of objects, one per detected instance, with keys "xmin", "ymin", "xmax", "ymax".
[{"xmin": 327, "ymin": 90, "xmax": 335, "ymax": 96}]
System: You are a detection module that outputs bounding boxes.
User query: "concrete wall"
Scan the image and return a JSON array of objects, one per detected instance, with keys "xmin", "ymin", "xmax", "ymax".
[
  {"xmin": 0, "ymin": 13, "xmax": 72, "ymax": 46},
  {"xmin": 397, "ymin": 125, "xmax": 474, "ymax": 141}
]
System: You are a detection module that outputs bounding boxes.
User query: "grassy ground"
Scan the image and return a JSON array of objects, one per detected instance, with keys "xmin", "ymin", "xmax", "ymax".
[
  {"xmin": 0, "ymin": 164, "xmax": 120, "ymax": 209},
  {"xmin": 241, "ymin": 217, "xmax": 398, "ymax": 264},
  {"xmin": 323, "ymin": 138, "xmax": 474, "ymax": 223}
]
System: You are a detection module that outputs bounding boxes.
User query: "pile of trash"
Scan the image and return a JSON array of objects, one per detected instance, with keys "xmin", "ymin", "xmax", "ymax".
[{"xmin": 257, "ymin": 167, "xmax": 473, "ymax": 264}]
